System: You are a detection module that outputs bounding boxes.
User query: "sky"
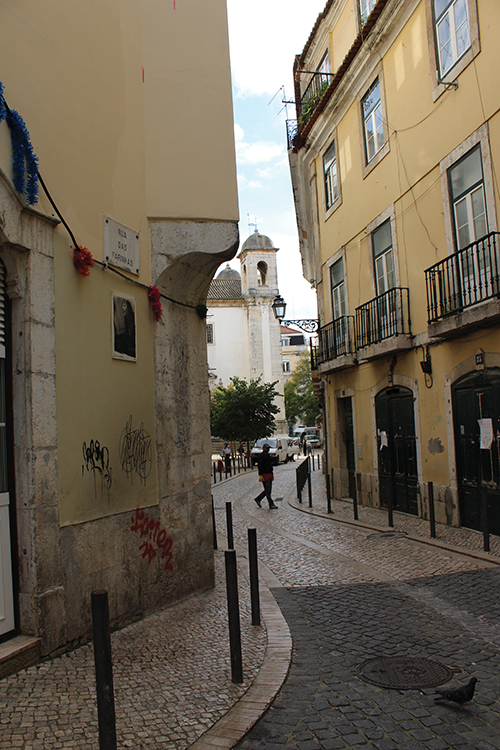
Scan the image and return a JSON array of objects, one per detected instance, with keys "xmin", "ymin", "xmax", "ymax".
[{"xmin": 225, "ymin": 0, "xmax": 327, "ymax": 321}]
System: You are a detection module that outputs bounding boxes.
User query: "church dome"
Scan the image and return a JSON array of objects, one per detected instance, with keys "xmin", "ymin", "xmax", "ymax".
[
  {"xmin": 216, "ymin": 263, "xmax": 241, "ymax": 280},
  {"xmin": 240, "ymin": 229, "xmax": 275, "ymax": 251}
]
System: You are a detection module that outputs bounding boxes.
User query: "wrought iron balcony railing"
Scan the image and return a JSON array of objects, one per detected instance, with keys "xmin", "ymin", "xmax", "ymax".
[
  {"xmin": 425, "ymin": 231, "xmax": 500, "ymax": 323},
  {"xmin": 286, "ymin": 119, "xmax": 298, "ymax": 151},
  {"xmin": 355, "ymin": 287, "xmax": 411, "ymax": 349},
  {"xmin": 298, "ymin": 72, "xmax": 334, "ymax": 128},
  {"xmin": 317, "ymin": 317, "xmax": 355, "ymax": 364}
]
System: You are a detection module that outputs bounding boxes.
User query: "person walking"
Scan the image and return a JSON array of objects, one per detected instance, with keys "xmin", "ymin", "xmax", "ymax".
[
  {"xmin": 223, "ymin": 443, "xmax": 231, "ymax": 474},
  {"xmin": 254, "ymin": 444, "xmax": 277, "ymax": 509}
]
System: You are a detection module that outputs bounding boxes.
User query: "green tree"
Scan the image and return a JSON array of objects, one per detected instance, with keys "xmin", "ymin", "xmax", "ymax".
[
  {"xmin": 210, "ymin": 377, "xmax": 280, "ymax": 453},
  {"xmin": 284, "ymin": 352, "xmax": 321, "ymax": 427}
]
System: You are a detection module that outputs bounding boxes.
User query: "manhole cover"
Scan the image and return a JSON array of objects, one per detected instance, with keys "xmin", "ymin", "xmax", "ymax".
[{"xmin": 356, "ymin": 656, "xmax": 453, "ymax": 689}]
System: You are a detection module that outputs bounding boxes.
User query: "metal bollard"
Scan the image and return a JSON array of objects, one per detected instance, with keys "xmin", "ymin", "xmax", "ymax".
[
  {"xmin": 307, "ymin": 458, "xmax": 312, "ymax": 508},
  {"xmin": 212, "ymin": 495, "xmax": 218, "ymax": 550},
  {"xmin": 226, "ymin": 501, "xmax": 234, "ymax": 549},
  {"xmin": 352, "ymin": 473, "xmax": 358, "ymax": 521},
  {"xmin": 213, "ymin": 462, "xmax": 217, "ymax": 484},
  {"xmin": 248, "ymin": 528, "xmax": 260, "ymax": 627},
  {"xmin": 481, "ymin": 485, "xmax": 490, "ymax": 552},
  {"xmin": 224, "ymin": 550, "xmax": 243, "ymax": 683},
  {"xmin": 326, "ymin": 473, "xmax": 332, "ymax": 514},
  {"xmin": 387, "ymin": 484, "xmax": 394, "ymax": 528},
  {"xmin": 428, "ymin": 481, "xmax": 436, "ymax": 539},
  {"xmin": 91, "ymin": 591, "xmax": 117, "ymax": 750}
]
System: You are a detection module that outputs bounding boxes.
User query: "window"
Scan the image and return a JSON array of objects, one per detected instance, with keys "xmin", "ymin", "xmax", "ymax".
[
  {"xmin": 360, "ymin": 0, "xmax": 375, "ymax": 25},
  {"xmin": 372, "ymin": 220, "xmax": 395, "ymax": 295},
  {"xmin": 324, "ymin": 140, "xmax": 338, "ymax": 210},
  {"xmin": 330, "ymin": 259, "xmax": 346, "ymax": 320},
  {"xmin": 449, "ymin": 145, "xmax": 486, "ymax": 250},
  {"xmin": 362, "ymin": 79, "xmax": 384, "ymax": 163},
  {"xmin": 434, "ymin": 0, "xmax": 471, "ymax": 77},
  {"xmin": 257, "ymin": 261, "xmax": 267, "ymax": 286},
  {"xmin": 318, "ymin": 49, "xmax": 331, "ymax": 86},
  {"xmin": 282, "ymin": 360, "xmax": 292, "ymax": 374},
  {"xmin": 206, "ymin": 323, "xmax": 214, "ymax": 344}
]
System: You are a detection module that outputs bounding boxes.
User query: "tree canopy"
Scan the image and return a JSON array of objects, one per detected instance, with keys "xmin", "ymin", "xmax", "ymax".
[
  {"xmin": 210, "ymin": 376, "xmax": 280, "ymax": 443},
  {"xmin": 284, "ymin": 352, "xmax": 321, "ymax": 427}
]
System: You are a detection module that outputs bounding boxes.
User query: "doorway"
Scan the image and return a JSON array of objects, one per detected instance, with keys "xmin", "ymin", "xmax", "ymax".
[
  {"xmin": 375, "ymin": 387, "xmax": 418, "ymax": 515},
  {"xmin": 338, "ymin": 397, "xmax": 356, "ymax": 499},
  {"xmin": 452, "ymin": 369, "xmax": 500, "ymax": 535},
  {"xmin": 0, "ymin": 259, "xmax": 15, "ymax": 636}
]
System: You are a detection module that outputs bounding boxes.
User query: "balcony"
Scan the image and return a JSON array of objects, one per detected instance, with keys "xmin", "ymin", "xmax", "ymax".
[
  {"xmin": 425, "ymin": 231, "xmax": 500, "ymax": 338},
  {"xmin": 317, "ymin": 317, "xmax": 357, "ymax": 373},
  {"xmin": 355, "ymin": 287, "xmax": 411, "ymax": 359},
  {"xmin": 298, "ymin": 72, "xmax": 334, "ymax": 129}
]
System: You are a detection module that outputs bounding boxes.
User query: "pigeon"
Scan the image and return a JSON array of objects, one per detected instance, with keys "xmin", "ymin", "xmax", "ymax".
[{"xmin": 434, "ymin": 677, "xmax": 477, "ymax": 707}]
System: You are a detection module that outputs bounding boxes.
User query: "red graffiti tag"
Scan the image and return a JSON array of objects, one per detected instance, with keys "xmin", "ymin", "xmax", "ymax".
[{"xmin": 131, "ymin": 507, "xmax": 173, "ymax": 571}]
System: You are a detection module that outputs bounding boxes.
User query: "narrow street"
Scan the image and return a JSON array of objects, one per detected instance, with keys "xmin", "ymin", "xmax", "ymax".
[{"xmin": 213, "ymin": 461, "xmax": 500, "ymax": 750}]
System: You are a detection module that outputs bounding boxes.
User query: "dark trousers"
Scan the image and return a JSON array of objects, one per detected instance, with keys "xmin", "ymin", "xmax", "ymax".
[{"xmin": 255, "ymin": 478, "xmax": 273, "ymax": 506}]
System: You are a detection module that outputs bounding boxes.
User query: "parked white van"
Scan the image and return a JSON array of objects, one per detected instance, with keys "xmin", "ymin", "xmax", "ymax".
[
  {"xmin": 293, "ymin": 426, "xmax": 322, "ymax": 446},
  {"xmin": 250, "ymin": 437, "xmax": 296, "ymax": 466}
]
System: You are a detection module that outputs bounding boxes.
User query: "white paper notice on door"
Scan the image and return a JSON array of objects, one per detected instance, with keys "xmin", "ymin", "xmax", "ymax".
[
  {"xmin": 379, "ymin": 430, "xmax": 388, "ymax": 449},
  {"xmin": 478, "ymin": 418, "xmax": 494, "ymax": 450}
]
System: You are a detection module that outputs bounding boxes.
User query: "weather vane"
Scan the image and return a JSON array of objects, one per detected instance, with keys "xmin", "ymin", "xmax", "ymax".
[{"xmin": 247, "ymin": 214, "xmax": 259, "ymax": 233}]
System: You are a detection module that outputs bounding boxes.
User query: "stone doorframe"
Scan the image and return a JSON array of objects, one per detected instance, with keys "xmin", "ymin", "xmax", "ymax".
[{"xmin": 0, "ymin": 166, "xmax": 64, "ymax": 653}]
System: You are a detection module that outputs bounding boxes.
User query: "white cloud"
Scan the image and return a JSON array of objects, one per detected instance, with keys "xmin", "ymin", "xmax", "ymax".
[
  {"xmin": 234, "ymin": 123, "xmax": 245, "ymax": 142},
  {"xmin": 236, "ymin": 139, "xmax": 285, "ymax": 165},
  {"xmin": 226, "ymin": 0, "xmax": 327, "ymax": 98}
]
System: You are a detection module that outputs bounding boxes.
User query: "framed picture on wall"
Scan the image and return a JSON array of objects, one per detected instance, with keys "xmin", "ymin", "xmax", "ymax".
[{"xmin": 112, "ymin": 293, "xmax": 137, "ymax": 361}]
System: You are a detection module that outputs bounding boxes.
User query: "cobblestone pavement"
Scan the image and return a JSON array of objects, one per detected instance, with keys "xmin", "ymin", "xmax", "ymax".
[
  {"xmin": 0, "ymin": 552, "xmax": 266, "ymax": 750},
  {"xmin": 212, "ymin": 460, "xmax": 500, "ymax": 750}
]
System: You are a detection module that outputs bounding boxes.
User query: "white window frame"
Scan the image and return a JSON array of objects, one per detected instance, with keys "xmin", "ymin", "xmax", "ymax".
[
  {"xmin": 358, "ymin": 68, "xmax": 390, "ymax": 178},
  {"xmin": 359, "ymin": 0, "xmax": 375, "ymax": 26},
  {"xmin": 425, "ymin": 0, "xmax": 480, "ymax": 102},
  {"xmin": 282, "ymin": 360, "xmax": 292, "ymax": 374},
  {"xmin": 323, "ymin": 140, "xmax": 339, "ymax": 212},
  {"xmin": 206, "ymin": 322, "xmax": 214, "ymax": 345},
  {"xmin": 435, "ymin": 0, "xmax": 471, "ymax": 78}
]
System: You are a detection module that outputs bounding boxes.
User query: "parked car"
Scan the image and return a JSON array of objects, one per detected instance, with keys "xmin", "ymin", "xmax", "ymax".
[
  {"xmin": 251, "ymin": 437, "xmax": 296, "ymax": 466},
  {"xmin": 304, "ymin": 435, "xmax": 321, "ymax": 449}
]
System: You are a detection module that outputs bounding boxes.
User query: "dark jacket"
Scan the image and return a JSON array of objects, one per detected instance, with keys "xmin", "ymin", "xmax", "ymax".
[{"xmin": 257, "ymin": 451, "xmax": 274, "ymax": 476}]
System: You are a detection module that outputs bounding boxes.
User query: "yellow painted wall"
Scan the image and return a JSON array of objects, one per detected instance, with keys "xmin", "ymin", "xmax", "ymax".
[{"xmin": 0, "ymin": 0, "xmax": 238, "ymax": 524}]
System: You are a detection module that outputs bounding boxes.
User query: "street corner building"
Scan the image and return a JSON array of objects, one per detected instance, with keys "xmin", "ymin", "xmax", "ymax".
[
  {"xmin": 0, "ymin": 0, "xmax": 239, "ymax": 669},
  {"xmin": 289, "ymin": 1, "xmax": 500, "ymax": 534}
]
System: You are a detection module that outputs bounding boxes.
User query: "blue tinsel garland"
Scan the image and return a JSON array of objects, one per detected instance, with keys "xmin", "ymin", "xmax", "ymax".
[{"xmin": 0, "ymin": 80, "xmax": 39, "ymax": 205}]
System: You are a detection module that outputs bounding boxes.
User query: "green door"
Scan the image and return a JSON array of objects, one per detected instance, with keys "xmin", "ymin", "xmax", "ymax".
[
  {"xmin": 376, "ymin": 387, "xmax": 418, "ymax": 515},
  {"xmin": 452, "ymin": 369, "xmax": 500, "ymax": 534}
]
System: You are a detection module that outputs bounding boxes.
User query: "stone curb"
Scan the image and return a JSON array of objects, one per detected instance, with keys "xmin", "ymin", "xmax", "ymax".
[
  {"xmin": 288, "ymin": 496, "xmax": 500, "ymax": 566},
  {"xmin": 188, "ymin": 541, "xmax": 292, "ymax": 750}
]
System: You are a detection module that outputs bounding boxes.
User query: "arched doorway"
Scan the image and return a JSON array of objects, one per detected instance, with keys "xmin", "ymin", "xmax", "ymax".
[
  {"xmin": 452, "ymin": 369, "xmax": 500, "ymax": 534},
  {"xmin": 375, "ymin": 386, "xmax": 418, "ymax": 515}
]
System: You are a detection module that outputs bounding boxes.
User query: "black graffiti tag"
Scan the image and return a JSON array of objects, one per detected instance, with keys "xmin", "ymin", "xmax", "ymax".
[
  {"xmin": 119, "ymin": 415, "xmax": 152, "ymax": 483},
  {"xmin": 82, "ymin": 440, "xmax": 112, "ymax": 492}
]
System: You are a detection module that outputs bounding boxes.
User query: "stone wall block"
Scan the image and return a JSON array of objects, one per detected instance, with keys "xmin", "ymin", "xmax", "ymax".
[
  {"xmin": 27, "ymin": 250, "xmax": 55, "ymax": 326},
  {"xmin": 30, "ymin": 321, "xmax": 56, "ymax": 376},
  {"xmin": 34, "ymin": 506, "xmax": 64, "ymax": 593},
  {"xmin": 37, "ymin": 587, "xmax": 67, "ymax": 657},
  {"xmin": 30, "ymin": 372, "xmax": 57, "ymax": 449},
  {"xmin": 31, "ymin": 448, "xmax": 58, "ymax": 508}
]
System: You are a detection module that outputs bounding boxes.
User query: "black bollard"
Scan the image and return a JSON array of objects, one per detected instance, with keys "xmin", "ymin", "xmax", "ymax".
[
  {"xmin": 388, "ymin": 484, "xmax": 394, "ymax": 528},
  {"xmin": 428, "ymin": 481, "xmax": 436, "ymax": 539},
  {"xmin": 212, "ymin": 495, "xmax": 218, "ymax": 550},
  {"xmin": 352, "ymin": 473, "xmax": 358, "ymax": 521},
  {"xmin": 226, "ymin": 500, "xmax": 234, "ymax": 549},
  {"xmin": 224, "ymin": 550, "xmax": 243, "ymax": 683},
  {"xmin": 481, "ymin": 485, "xmax": 490, "ymax": 552},
  {"xmin": 213, "ymin": 462, "xmax": 217, "ymax": 484},
  {"xmin": 326, "ymin": 473, "xmax": 332, "ymax": 514},
  {"xmin": 247, "ymin": 528, "xmax": 260, "ymax": 627},
  {"xmin": 307, "ymin": 458, "xmax": 312, "ymax": 508},
  {"xmin": 91, "ymin": 591, "xmax": 117, "ymax": 750}
]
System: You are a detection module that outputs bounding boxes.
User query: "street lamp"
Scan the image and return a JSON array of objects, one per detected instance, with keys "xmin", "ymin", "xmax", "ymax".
[{"xmin": 272, "ymin": 293, "xmax": 319, "ymax": 333}]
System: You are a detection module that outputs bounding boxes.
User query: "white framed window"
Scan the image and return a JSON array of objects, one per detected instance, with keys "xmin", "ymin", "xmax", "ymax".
[
  {"xmin": 434, "ymin": 0, "xmax": 471, "ymax": 77},
  {"xmin": 372, "ymin": 220, "xmax": 395, "ymax": 295},
  {"xmin": 323, "ymin": 140, "xmax": 338, "ymax": 210},
  {"xmin": 283, "ymin": 360, "xmax": 292, "ymax": 374},
  {"xmin": 362, "ymin": 79, "xmax": 384, "ymax": 163},
  {"xmin": 449, "ymin": 145, "xmax": 487, "ymax": 250},
  {"xmin": 206, "ymin": 323, "xmax": 214, "ymax": 345},
  {"xmin": 360, "ymin": 0, "xmax": 375, "ymax": 25}
]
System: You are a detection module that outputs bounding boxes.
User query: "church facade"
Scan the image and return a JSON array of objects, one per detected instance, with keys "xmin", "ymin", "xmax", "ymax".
[{"xmin": 207, "ymin": 231, "xmax": 287, "ymax": 432}]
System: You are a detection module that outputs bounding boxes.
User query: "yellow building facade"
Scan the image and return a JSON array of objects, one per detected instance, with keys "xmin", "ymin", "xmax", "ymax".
[
  {"xmin": 0, "ymin": 1, "xmax": 238, "ymax": 662},
  {"xmin": 290, "ymin": 0, "xmax": 500, "ymax": 533}
]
